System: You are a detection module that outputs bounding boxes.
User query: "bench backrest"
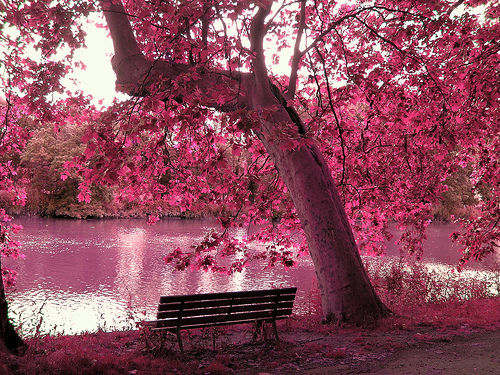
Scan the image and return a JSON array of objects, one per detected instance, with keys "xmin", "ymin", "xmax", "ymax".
[{"xmin": 153, "ymin": 287, "xmax": 297, "ymax": 331}]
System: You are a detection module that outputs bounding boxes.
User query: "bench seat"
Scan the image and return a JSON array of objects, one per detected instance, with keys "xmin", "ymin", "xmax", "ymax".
[{"xmin": 144, "ymin": 287, "xmax": 297, "ymax": 351}]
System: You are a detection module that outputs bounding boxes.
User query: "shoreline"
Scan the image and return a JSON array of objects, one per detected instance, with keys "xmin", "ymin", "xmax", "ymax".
[{"xmin": 3, "ymin": 297, "xmax": 499, "ymax": 374}]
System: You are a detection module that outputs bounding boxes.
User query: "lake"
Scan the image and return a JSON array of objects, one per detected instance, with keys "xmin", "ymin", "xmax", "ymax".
[{"xmin": 4, "ymin": 217, "xmax": 498, "ymax": 336}]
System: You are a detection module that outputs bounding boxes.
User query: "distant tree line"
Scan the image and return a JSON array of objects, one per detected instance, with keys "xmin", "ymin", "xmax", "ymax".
[{"xmin": 0, "ymin": 117, "xmax": 486, "ymax": 221}]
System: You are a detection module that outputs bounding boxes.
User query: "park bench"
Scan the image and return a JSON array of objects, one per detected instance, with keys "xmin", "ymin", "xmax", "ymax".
[{"xmin": 144, "ymin": 287, "xmax": 297, "ymax": 351}]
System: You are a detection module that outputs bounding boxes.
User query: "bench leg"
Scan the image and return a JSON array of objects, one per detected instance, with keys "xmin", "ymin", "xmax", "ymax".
[
  {"xmin": 176, "ymin": 329, "xmax": 184, "ymax": 352},
  {"xmin": 253, "ymin": 321, "xmax": 263, "ymax": 342},
  {"xmin": 272, "ymin": 320, "xmax": 279, "ymax": 342}
]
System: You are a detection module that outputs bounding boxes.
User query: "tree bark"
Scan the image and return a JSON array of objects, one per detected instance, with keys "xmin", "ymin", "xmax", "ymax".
[
  {"xmin": 100, "ymin": 0, "xmax": 390, "ymax": 325},
  {"xmin": 247, "ymin": 79, "xmax": 389, "ymax": 323},
  {"xmin": 0, "ymin": 258, "xmax": 25, "ymax": 354},
  {"xmin": 258, "ymin": 133, "xmax": 390, "ymax": 324}
]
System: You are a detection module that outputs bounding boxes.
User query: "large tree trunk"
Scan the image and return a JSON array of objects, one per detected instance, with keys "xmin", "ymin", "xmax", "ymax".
[
  {"xmin": 100, "ymin": 0, "xmax": 390, "ymax": 325},
  {"xmin": 260, "ymin": 137, "xmax": 389, "ymax": 324},
  {"xmin": 248, "ymin": 80, "xmax": 389, "ymax": 324},
  {"xmin": 0, "ymin": 259, "xmax": 25, "ymax": 354}
]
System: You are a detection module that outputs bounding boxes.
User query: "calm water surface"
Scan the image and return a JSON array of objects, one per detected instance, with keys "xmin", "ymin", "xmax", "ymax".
[{"xmin": 4, "ymin": 217, "xmax": 498, "ymax": 336}]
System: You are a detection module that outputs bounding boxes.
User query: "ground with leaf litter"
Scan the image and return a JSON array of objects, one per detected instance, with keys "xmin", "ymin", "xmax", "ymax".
[
  {"xmin": 2, "ymin": 298, "xmax": 499, "ymax": 374},
  {"xmin": 161, "ymin": 317, "xmax": 500, "ymax": 375}
]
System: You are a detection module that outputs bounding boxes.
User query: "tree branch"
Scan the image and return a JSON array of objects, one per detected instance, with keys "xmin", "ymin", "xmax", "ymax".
[
  {"xmin": 300, "ymin": 9, "xmax": 368, "ymax": 59},
  {"xmin": 300, "ymin": 5, "xmax": 431, "ymax": 62},
  {"xmin": 99, "ymin": 0, "xmax": 144, "ymax": 70},
  {"xmin": 98, "ymin": 0, "xmax": 252, "ymax": 111},
  {"xmin": 314, "ymin": 45, "xmax": 346, "ymax": 187},
  {"xmin": 250, "ymin": 2, "xmax": 273, "ymax": 95},
  {"xmin": 287, "ymin": 0, "xmax": 306, "ymax": 99},
  {"xmin": 354, "ymin": 15, "xmax": 447, "ymax": 102}
]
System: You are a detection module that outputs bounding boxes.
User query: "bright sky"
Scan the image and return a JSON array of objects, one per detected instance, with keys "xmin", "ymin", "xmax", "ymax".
[
  {"xmin": 64, "ymin": 15, "xmax": 128, "ymax": 107},
  {"xmin": 0, "ymin": 13, "xmax": 126, "ymax": 108},
  {"xmin": 5, "ymin": 2, "xmax": 484, "ymax": 110},
  {"xmin": 3, "ymin": 11, "xmax": 287, "ymax": 108},
  {"xmin": 73, "ymin": 2, "xmax": 482, "ymax": 108},
  {"xmin": 68, "ymin": 12, "xmax": 292, "ymax": 108}
]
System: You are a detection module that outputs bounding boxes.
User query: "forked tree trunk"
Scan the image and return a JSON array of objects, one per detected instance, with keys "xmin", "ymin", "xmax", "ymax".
[
  {"xmin": 0, "ymin": 259, "xmax": 24, "ymax": 354},
  {"xmin": 100, "ymin": 0, "xmax": 390, "ymax": 326}
]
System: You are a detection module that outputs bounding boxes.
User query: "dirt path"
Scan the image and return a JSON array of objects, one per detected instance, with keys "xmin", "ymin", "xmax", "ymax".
[
  {"xmin": 199, "ymin": 315, "xmax": 500, "ymax": 375},
  {"xmin": 186, "ymin": 323, "xmax": 500, "ymax": 374},
  {"xmin": 308, "ymin": 330, "xmax": 500, "ymax": 375}
]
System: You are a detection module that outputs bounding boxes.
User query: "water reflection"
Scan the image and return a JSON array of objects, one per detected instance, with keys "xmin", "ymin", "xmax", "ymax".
[
  {"xmin": 116, "ymin": 228, "xmax": 146, "ymax": 299},
  {"xmin": 4, "ymin": 217, "xmax": 498, "ymax": 336}
]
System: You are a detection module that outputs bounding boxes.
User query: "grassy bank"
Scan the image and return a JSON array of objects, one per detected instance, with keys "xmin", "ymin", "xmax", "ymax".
[
  {"xmin": 2, "ymin": 297, "xmax": 499, "ymax": 375},
  {"xmin": 2, "ymin": 259, "xmax": 499, "ymax": 374}
]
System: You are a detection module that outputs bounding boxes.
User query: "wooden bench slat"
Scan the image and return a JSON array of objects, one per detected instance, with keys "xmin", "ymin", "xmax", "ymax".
[
  {"xmin": 149, "ymin": 315, "xmax": 291, "ymax": 332},
  {"xmin": 153, "ymin": 309, "xmax": 294, "ymax": 329},
  {"xmin": 158, "ymin": 294, "xmax": 296, "ymax": 311},
  {"xmin": 159, "ymin": 287, "xmax": 297, "ymax": 304},
  {"xmin": 145, "ymin": 287, "xmax": 297, "ymax": 351},
  {"xmin": 157, "ymin": 301, "xmax": 294, "ymax": 319}
]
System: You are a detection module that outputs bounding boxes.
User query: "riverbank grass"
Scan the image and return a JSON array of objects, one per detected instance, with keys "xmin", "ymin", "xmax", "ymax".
[
  {"xmin": 3, "ymin": 259, "xmax": 499, "ymax": 374},
  {"xmin": 2, "ymin": 296, "xmax": 499, "ymax": 375}
]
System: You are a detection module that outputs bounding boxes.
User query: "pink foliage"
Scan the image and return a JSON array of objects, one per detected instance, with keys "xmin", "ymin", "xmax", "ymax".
[
  {"xmin": 0, "ymin": 99, "xmax": 28, "ymax": 285},
  {"xmin": 0, "ymin": 0, "xmax": 498, "ymax": 277}
]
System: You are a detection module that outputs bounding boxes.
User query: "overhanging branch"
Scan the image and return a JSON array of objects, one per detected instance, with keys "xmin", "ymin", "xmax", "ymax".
[
  {"xmin": 99, "ymin": 0, "xmax": 252, "ymax": 111},
  {"xmin": 250, "ymin": 2, "xmax": 273, "ymax": 96},
  {"xmin": 287, "ymin": 0, "xmax": 306, "ymax": 99}
]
